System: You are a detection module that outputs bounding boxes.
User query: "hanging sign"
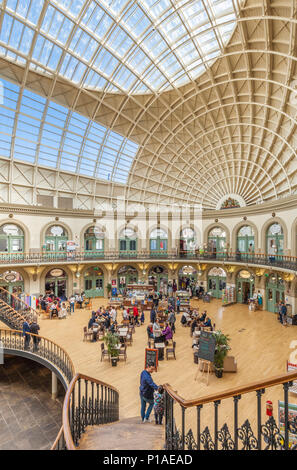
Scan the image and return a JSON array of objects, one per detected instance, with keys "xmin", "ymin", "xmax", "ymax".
[{"xmin": 50, "ymin": 269, "xmax": 64, "ymax": 277}]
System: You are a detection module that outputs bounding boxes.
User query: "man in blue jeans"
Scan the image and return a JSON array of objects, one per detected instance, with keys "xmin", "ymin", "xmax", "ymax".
[{"xmin": 139, "ymin": 363, "xmax": 158, "ymax": 423}]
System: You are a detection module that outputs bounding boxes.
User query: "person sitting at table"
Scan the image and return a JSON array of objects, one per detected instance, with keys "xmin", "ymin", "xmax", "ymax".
[
  {"xmin": 49, "ymin": 301, "xmax": 59, "ymax": 319},
  {"xmin": 147, "ymin": 323, "xmax": 154, "ymax": 340},
  {"xmin": 153, "ymin": 320, "xmax": 162, "ymax": 342},
  {"xmin": 109, "ymin": 321, "xmax": 117, "ymax": 334},
  {"xmin": 203, "ymin": 317, "xmax": 212, "ymax": 328},
  {"xmin": 162, "ymin": 323, "xmax": 173, "ymax": 344},
  {"xmin": 199, "ymin": 311, "xmax": 207, "ymax": 323},
  {"xmin": 88, "ymin": 312, "xmax": 96, "ymax": 329},
  {"xmin": 191, "ymin": 318, "xmax": 199, "ymax": 335}
]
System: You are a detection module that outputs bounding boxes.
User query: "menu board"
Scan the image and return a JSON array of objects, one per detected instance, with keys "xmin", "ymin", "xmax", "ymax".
[
  {"xmin": 145, "ymin": 348, "xmax": 158, "ymax": 371},
  {"xmin": 197, "ymin": 331, "xmax": 216, "ymax": 363}
]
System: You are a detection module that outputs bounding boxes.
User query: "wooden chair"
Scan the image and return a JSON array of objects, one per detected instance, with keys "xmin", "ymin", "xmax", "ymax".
[
  {"xmin": 96, "ymin": 328, "xmax": 105, "ymax": 341},
  {"xmin": 166, "ymin": 341, "xmax": 176, "ymax": 360},
  {"xmin": 100, "ymin": 342, "xmax": 110, "ymax": 361},
  {"xmin": 118, "ymin": 345, "xmax": 127, "ymax": 362},
  {"xmin": 83, "ymin": 326, "xmax": 93, "ymax": 342},
  {"xmin": 126, "ymin": 332, "xmax": 133, "ymax": 346}
]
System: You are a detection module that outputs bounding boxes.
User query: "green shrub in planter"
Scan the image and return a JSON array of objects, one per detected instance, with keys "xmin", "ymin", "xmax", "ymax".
[
  {"xmin": 104, "ymin": 332, "xmax": 120, "ymax": 366},
  {"xmin": 213, "ymin": 330, "xmax": 231, "ymax": 378}
]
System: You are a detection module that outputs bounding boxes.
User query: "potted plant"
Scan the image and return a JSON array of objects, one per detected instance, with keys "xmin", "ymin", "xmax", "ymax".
[
  {"xmin": 213, "ymin": 330, "xmax": 231, "ymax": 378},
  {"xmin": 104, "ymin": 332, "xmax": 120, "ymax": 366},
  {"xmin": 106, "ymin": 283, "xmax": 112, "ymax": 298}
]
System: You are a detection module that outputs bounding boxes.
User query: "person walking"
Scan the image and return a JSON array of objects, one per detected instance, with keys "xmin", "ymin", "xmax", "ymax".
[
  {"xmin": 30, "ymin": 317, "xmax": 40, "ymax": 352},
  {"xmin": 281, "ymin": 302, "xmax": 287, "ymax": 327},
  {"xmin": 133, "ymin": 305, "xmax": 139, "ymax": 325},
  {"xmin": 168, "ymin": 310, "xmax": 176, "ymax": 333},
  {"xmin": 23, "ymin": 319, "xmax": 31, "ymax": 351},
  {"xmin": 69, "ymin": 295, "xmax": 75, "ymax": 314},
  {"xmin": 150, "ymin": 307, "xmax": 156, "ymax": 324},
  {"xmin": 139, "ymin": 363, "xmax": 158, "ymax": 423}
]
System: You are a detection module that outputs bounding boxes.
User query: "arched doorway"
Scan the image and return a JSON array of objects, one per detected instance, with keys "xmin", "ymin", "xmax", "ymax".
[
  {"xmin": 0, "ymin": 224, "xmax": 24, "ymax": 259},
  {"xmin": 266, "ymin": 223, "xmax": 283, "ymax": 261},
  {"xmin": 119, "ymin": 228, "xmax": 137, "ymax": 257},
  {"xmin": 178, "ymin": 265, "xmax": 197, "ymax": 291},
  {"xmin": 148, "ymin": 266, "xmax": 168, "ymax": 293},
  {"xmin": 84, "ymin": 226, "xmax": 104, "ymax": 258},
  {"xmin": 208, "ymin": 227, "xmax": 226, "ymax": 259},
  {"xmin": 117, "ymin": 266, "xmax": 138, "ymax": 293},
  {"xmin": 0, "ymin": 270, "xmax": 24, "ymax": 294},
  {"xmin": 236, "ymin": 270, "xmax": 254, "ymax": 304},
  {"xmin": 150, "ymin": 229, "xmax": 168, "ymax": 258},
  {"xmin": 84, "ymin": 267, "xmax": 104, "ymax": 297},
  {"xmin": 45, "ymin": 269, "xmax": 68, "ymax": 299},
  {"xmin": 179, "ymin": 228, "xmax": 197, "ymax": 258},
  {"xmin": 237, "ymin": 226, "xmax": 255, "ymax": 259},
  {"xmin": 44, "ymin": 225, "xmax": 68, "ymax": 258},
  {"xmin": 207, "ymin": 267, "xmax": 226, "ymax": 298},
  {"xmin": 266, "ymin": 273, "xmax": 285, "ymax": 313}
]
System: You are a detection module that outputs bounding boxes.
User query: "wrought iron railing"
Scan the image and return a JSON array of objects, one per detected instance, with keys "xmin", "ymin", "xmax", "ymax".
[
  {"xmin": 51, "ymin": 373, "xmax": 119, "ymax": 450},
  {"xmin": 0, "ymin": 250, "xmax": 296, "ymax": 271},
  {"xmin": 0, "ymin": 286, "xmax": 39, "ymax": 329},
  {"xmin": 0, "ymin": 327, "xmax": 75, "ymax": 385},
  {"xmin": 164, "ymin": 371, "xmax": 297, "ymax": 451}
]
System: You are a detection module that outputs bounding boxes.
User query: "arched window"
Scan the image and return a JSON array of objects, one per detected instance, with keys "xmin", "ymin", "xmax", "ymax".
[
  {"xmin": 266, "ymin": 273, "xmax": 285, "ymax": 313},
  {"xmin": 150, "ymin": 229, "xmax": 168, "ymax": 256},
  {"xmin": 208, "ymin": 227, "xmax": 226, "ymax": 258},
  {"xmin": 119, "ymin": 228, "xmax": 137, "ymax": 255},
  {"xmin": 266, "ymin": 223, "xmax": 283, "ymax": 258},
  {"xmin": 0, "ymin": 224, "xmax": 24, "ymax": 257},
  {"xmin": 237, "ymin": 225, "xmax": 255, "ymax": 256},
  {"xmin": 180, "ymin": 228, "xmax": 196, "ymax": 255},
  {"xmin": 45, "ymin": 268, "xmax": 68, "ymax": 299},
  {"xmin": 45, "ymin": 225, "xmax": 68, "ymax": 254},
  {"xmin": 84, "ymin": 226, "xmax": 104, "ymax": 257}
]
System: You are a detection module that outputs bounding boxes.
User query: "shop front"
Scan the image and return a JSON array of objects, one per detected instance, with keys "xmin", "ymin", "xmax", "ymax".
[
  {"xmin": 178, "ymin": 265, "xmax": 197, "ymax": 290},
  {"xmin": 84, "ymin": 226, "xmax": 104, "ymax": 258},
  {"xmin": 236, "ymin": 270, "xmax": 255, "ymax": 303},
  {"xmin": 45, "ymin": 268, "xmax": 67, "ymax": 299},
  {"xmin": 117, "ymin": 265, "xmax": 138, "ymax": 293},
  {"xmin": 0, "ymin": 270, "xmax": 24, "ymax": 294},
  {"xmin": 84, "ymin": 267, "xmax": 104, "ymax": 297},
  {"xmin": 236, "ymin": 225, "xmax": 255, "ymax": 259},
  {"xmin": 150, "ymin": 229, "xmax": 168, "ymax": 258},
  {"xmin": 119, "ymin": 228, "xmax": 137, "ymax": 258},
  {"xmin": 207, "ymin": 267, "xmax": 227, "ymax": 298},
  {"xmin": 0, "ymin": 224, "xmax": 24, "ymax": 260},
  {"xmin": 148, "ymin": 266, "xmax": 168, "ymax": 292},
  {"xmin": 179, "ymin": 228, "xmax": 197, "ymax": 258},
  {"xmin": 44, "ymin": 225, "xmax": 68, "ymax": 258},
  {"xmin": 208, "ymin": 227, "xmax": 226, "ymax": 259},
  {"xmin": 266, "ymin": 223, "xmax": 284, "ymax": 261},
  {"xmin": 266, "ymin": 273, "xmax": 285, "ymax": 313}
]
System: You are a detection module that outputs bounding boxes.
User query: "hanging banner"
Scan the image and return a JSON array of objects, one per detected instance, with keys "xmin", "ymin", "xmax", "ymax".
[{"xmin": 66, "ymin": 241, "xmax": 77, "ymax": 252}]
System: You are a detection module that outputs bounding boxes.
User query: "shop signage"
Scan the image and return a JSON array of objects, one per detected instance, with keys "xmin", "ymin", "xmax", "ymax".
[
  {"xmin": 145, "ymin": 348, "xmax": 158, "ymax": 371},
  {"xmin": 50, "ymin": 269, "xmax": 64, "ymax": 277},
  {"xmin": 66, "ymin": 241, "xmax": 77, "ymax": 252},
  {"xmin": 3, "ymin": 272, "xmax": 17, "ymax": 283},
  {"xmin": 197, "ymin": 331, "xmax": 216, "ymax": 363}
]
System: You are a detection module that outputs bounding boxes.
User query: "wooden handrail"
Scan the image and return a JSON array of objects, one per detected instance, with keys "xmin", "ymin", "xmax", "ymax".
[
  {"xmin": 50, "ymin": 426, "xmax": 64, "ymax": 451},
  {"xmin": 63, "ymin": 372, "xmax": 119, "ymax": 450},
  {"xmin": 163, "ymin": 370, "xmax": 297, "ymax": 408}
]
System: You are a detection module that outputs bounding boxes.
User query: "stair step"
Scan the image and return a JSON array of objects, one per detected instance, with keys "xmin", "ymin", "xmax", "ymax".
[{"xmin": 78, "ymin": 416, "xmax": 164, "ymax": 450}]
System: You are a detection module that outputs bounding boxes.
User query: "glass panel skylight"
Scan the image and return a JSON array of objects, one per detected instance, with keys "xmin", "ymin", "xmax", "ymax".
[
  {"xmin": 0, "ymin": 78, "xmax": 139, "ymax": 182},
  {"xmin": 0, "ymin": 0, "xmax": 240, "ymax": 93}
]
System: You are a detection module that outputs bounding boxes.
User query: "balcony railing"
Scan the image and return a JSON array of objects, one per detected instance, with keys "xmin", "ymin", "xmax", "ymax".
[
  {"xmin": 0, "ymin": 250, "xmax": 296, "ymax": 271},
  {"xmin": 0, "ymin": 327, "xmax": 75, "ymax": 386},
  {"xmin": 51, "ymin": 373, "xmax": 119, "ymax": 450},
  {"xmin": 164, "ymin": 371, "xmax": 297, "ymax": 450}
]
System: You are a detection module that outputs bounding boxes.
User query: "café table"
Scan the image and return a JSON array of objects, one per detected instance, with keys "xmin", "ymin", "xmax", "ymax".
[{"xmin": 154, "ymin": 342, "xmax": 165, "ymax": 361}]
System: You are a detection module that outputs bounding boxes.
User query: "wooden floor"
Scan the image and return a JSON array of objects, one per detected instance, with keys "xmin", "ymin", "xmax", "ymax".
[{"xmin": 33, "ymin": 299, "xmax": 297, "ymax": 422}]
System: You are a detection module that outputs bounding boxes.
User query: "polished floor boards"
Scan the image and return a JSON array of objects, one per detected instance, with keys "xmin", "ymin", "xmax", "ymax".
[{"xmin": 33, "ymin": 298, "xmax": 297, "ymax": 430}]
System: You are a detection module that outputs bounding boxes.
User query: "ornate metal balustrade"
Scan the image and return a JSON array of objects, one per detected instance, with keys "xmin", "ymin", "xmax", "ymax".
[
  {"xmin": 164, "ymin": 372, "xmax": 297, "ymax": 451},
  {"xmin": 0, "ymin": 250, "xmax": 296, "ymax": 272},
  {"xmin": 0, "ymin": 327, "xmax": 74, "ymax": 386},
  {"xmin": 51, "ymin": 373, "xmax": 119, "ymax": 450}
]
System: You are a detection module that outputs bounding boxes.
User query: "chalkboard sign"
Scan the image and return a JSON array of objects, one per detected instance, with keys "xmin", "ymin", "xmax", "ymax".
[
  {"xmin": 197, "ymin": 331, "xmax": 216, "ymax": 363},
  {"xmin": 145, "ymin": 348, "xmax": 158, "ymax": 371}
]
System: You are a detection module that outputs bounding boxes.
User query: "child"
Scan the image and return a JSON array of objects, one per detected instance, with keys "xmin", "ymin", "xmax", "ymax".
[
  {"xmin": 153, "ymin": 386, "xmax": 164, "ymax": 425},
  {"xmin": 58, "ymin": 302, "xmax": 67, "ymax": 319}
]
